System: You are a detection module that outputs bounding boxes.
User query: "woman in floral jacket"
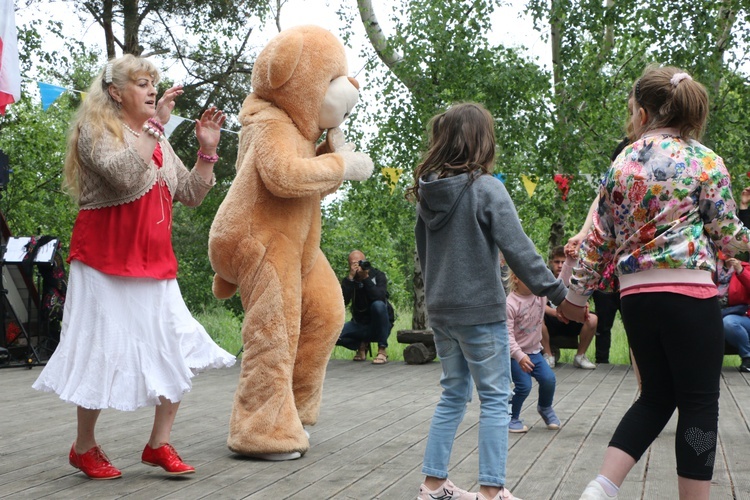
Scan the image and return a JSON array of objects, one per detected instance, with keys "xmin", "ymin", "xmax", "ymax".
[{"xmin": 564, "ymin": 65, "xmax": 750, "ymax": 500}]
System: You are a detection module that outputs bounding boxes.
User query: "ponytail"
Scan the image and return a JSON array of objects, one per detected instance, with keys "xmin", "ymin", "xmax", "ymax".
[{"xmin": 632, "ymin": 64, "xmax": 708, "ymax": 141}]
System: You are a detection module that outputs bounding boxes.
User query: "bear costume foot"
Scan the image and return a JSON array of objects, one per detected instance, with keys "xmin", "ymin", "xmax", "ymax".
[{"xmin": 247, "ymin": 451, "xmax": 302, "ymax": 461}]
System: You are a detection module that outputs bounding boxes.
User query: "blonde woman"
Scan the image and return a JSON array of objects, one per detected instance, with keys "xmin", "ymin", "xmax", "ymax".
[{"xmin": 33, "ymin": 55, "xmax": 234, "ymax": 479}]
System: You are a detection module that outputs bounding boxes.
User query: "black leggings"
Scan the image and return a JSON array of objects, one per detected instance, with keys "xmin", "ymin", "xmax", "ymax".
[{"xmin": 610, "ymin": 293, "xmax": 723, "ymax": 481}]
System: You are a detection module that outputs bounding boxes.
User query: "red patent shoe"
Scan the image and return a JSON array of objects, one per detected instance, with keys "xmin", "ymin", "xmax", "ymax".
[
  {"xmin": 141, "ymin": 443, "xmax": 195, "ymax": 475},
  {"xmin": 69, "ymin": 444, "xmax": 122, "ymax": 480}
]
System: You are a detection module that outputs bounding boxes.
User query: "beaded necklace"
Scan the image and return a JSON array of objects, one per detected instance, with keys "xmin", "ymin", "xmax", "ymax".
[{"xmin": 122, "ymin": 122, "xmax": 141, "ymax": 138}]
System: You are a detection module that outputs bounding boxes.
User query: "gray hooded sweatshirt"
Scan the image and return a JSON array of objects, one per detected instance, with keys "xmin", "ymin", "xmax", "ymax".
[{"xmin": 415, "ymin": 172, "xmax": 567, "ymax": 327}]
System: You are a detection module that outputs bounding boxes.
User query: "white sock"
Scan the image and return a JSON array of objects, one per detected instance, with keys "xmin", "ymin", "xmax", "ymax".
[{"xmin": 595, "ymin": 474, "xmax": 619, "ymax": 496}]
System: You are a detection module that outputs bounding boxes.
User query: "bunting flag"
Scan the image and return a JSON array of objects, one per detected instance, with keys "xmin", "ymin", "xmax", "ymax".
[
  {"xmin": 164, "ymin": 115, "xmax": 189, "ymax": 138},
  {"xmin": 553, "ymin": 173, "xmax": 573, "ymax": 201},
  {"xmin": 521, "ymin": 174, "xmax": 538, "ymax": 198},
  {"xmin": 0, "ymin": 0, "xmax": 21, "ymax": 114},
  {"xmin": 493, "ymin": 172, "xmax": 506, "ymax": 183},
  {"xmin": 38, "ymin": 82, "xmax": 67, "ymax": 110},
  {"xmin": 381, "ymin": 167, "xmax": 402, "ymax": 194}
]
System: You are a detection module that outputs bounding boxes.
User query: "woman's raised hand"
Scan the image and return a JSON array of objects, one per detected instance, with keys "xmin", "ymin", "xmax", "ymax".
[
  {"xmin": 195, "ymin": 107, "xmax": 226, "ymax": 153},
  {"xmin": 154, "ymin": 85, "xmax": 184, "ymax": 125}
]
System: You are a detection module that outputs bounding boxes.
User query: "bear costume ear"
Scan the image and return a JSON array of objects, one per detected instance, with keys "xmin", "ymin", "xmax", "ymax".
[{"xmin": 267, "ymin": 30, "xmax": 305, "ymax": 89}]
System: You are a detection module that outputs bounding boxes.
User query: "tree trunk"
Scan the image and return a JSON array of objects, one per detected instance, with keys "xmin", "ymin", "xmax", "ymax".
[
  {"xmin": 357, "ymin": 0, "xmax": 402, "ymax": 70},
  {"xmin": 598, "ymin": 0, "xmax": 614, "ymax": 62},
  {"xmin": 357, "ymin": 0, "xmax": 425, "ymax": 330},
  {"xmin": 122, "ymin": 0, "xmax": 142, "ymax": 55},
  {"xmin": 703, "ymin": 0, "xmax": 737, "ymax": 147},
  {"xmin": 103, "ymin": 0, "xmax": 115, "ymax": 59},
  {"xmin": 549, "ymin": 0, "xmax": 567, "ymax": 252}
]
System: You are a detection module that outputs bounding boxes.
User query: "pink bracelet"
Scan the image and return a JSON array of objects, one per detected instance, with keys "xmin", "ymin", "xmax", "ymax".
[
  {"xmin": 141, "ymin": 123, "xmax": 163, "ymax": 141},
  {"xmin": 197, "ymin": 150, "xmax": 219, "ymax": 163},
  {"xmin": 147, "ymin": 117, "xmax": 165, "ymax": 133}
]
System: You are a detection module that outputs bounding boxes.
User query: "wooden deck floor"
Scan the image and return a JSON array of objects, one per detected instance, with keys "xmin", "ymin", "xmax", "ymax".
[{"xmin": 1, "ymin": 359, "xmax": 750, "ymax": 499}]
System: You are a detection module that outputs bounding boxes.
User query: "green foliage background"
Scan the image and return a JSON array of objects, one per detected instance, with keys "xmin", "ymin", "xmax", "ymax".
[{"xmin": 2, "ymin": 0, "xmax": 749, "ymax": 333}]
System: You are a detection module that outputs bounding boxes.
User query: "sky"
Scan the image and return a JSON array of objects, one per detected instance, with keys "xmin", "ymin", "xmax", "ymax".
[
  {"xmin": 14, "ymin": 0, "xmax": 552, "ymax": 87},
  {"xmin": 269, "ymin": 0, "xmax": 552, "ymax": 79}
]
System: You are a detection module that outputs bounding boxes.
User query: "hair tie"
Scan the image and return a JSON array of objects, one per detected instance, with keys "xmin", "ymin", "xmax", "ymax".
[
  {"xmin": 670, "ymin": 72, "xmax": 692, "ymax": 87},
  {"xmin": 104, "ymin": 62, "xmax": 113, "ymax": 84}
]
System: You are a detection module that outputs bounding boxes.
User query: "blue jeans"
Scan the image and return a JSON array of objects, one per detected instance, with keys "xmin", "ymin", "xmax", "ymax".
[
  {"xmin": 336, "ymin": 300, "xmax": 391, "ymax": 349},
  {"xmin": 723, "ymin": 314, "xmax": 750, "ymax": 359},
  {"xmin": 510, "ymin": 352, "xmax": 556, "ymax": 419},
  {"xmin": 421, "ymin": 321, "xmax": 511, "ymax": 487}
]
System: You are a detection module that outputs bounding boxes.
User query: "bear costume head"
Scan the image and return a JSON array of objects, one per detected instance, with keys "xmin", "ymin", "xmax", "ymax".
[{"xmin": 250, "ymin": 25, "xmax": 360, "ymax": 142}]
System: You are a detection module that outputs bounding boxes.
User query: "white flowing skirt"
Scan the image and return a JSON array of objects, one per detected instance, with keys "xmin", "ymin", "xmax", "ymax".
[{"xmin": 32, "ymin": 261, "xmax": 236, "ymax": 410}]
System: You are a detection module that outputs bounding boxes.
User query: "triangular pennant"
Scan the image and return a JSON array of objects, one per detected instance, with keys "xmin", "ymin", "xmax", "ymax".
[
  {"xmin": 521, "ymin": 174, "xmax": 538, "ymax": 198},
  {"xmin": 380, "ymin": 167, "xmax": 403, "ymax": 194},
  {"xmin": 164, "ymin": 115, "xmax": 188, "ymax": 138},
  {"xmin": 553, "ymin": 173, "xmax": 573, "ymax": 201},
  {"xmin": 37, "ymin": 82, "xmax": 66, "ymax": 110},
  {"xmin": 493, "ymin": 172, "xmax": 506, "ymax": 183}
]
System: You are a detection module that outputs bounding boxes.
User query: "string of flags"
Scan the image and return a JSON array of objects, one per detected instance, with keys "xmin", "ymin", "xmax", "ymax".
[
  {"xmin": 374, "ymin": 170, "xmax": 597, "ymax": 199},
  {"xmin": 27, "ymin": 79, "xmax": 599, "ymax": 200},
  {"xmin": 31, "ymin": 78, "xmax": 237, "ymax": 136}
]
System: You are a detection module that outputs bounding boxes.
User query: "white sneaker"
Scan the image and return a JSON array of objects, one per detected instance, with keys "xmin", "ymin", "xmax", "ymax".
[
  {"xmin": 477, "ymin": 487, "xmax": 523, "ymax": 500},
  {"xmin": 574, "ymin": 354, "xmax": 596, "ymax": 370},
  {"xmin": 580, "ymin": 479, "xmax": 617, "ymax": 499},
  {"xmin": 417, "ymin": 479, "xmax": 476, "ymax": 500},
  {"xmin": 544, "ymin": 354, "xmax": 555, "ymax": 368}
]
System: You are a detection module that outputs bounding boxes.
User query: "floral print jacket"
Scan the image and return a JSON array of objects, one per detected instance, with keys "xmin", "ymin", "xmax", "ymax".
[{"xmin": 568, "ymin": 129, "xmax": 750, "ymax": 302}]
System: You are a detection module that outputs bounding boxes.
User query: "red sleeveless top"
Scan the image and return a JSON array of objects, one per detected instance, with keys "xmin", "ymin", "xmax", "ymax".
[{"xmin": 68, "ymin": 144, "xmax": 178, "ymax": 279}]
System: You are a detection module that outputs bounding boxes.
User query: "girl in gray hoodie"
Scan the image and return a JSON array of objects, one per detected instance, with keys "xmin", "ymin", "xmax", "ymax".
[{"xmin": 410, "ymin": 102, "xmax": 582, "ymax": 500}]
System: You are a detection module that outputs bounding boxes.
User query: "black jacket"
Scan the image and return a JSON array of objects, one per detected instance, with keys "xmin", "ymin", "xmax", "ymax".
[{"xmin": 341, "ymin": 267, "xmax": 393, "ymax": 324}]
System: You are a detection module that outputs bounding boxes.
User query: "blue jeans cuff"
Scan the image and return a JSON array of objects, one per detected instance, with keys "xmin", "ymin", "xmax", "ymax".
[
  {"xmin": 421, "ymin": 466, "xmax": 448, "ymax": 480},
  {"xmin": 477, "ymin": 475, "xmax": 504, "ymax": 487}
]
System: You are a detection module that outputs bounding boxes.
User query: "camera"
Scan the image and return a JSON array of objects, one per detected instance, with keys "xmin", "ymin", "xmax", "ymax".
[{"xmin": 358, "ymin": 260, "xmax": 372, "ymax": 271}]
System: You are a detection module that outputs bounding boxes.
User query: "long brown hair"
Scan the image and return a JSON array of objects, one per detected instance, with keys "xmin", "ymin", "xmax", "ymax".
[
  {"xmin": 407, "ymin": 102, "xmax": 497, "ymax": 202},
  {"xmin": 632, "ymin": 64, "xmax": 708, "ymax": 141}
]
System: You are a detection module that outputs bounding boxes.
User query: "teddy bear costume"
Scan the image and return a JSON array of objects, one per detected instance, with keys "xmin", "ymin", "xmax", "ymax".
[{"xmin": 208, "ymin": 25, "xmax": 373, "ymax": 459}]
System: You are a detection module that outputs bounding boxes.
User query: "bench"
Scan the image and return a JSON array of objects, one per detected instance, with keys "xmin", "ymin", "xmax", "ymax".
[{"xmin": 397, "ymin": 329, "xmax": 436, "ymax": 364}]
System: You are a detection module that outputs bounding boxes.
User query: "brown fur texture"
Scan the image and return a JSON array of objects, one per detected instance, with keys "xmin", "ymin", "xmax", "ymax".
[{"xmin": 208, "ymin": 25, "xmax": 368, "ymax": 457}]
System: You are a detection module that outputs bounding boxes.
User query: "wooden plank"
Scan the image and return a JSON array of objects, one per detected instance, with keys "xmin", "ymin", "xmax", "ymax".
[
  {"xmin": 553, "ymin": 364, "xmax": 644, "ymax": 499},
  {"xmin": 0, "ymin": 360, "xmax": 746, "ymax": 499},
  {"xmin": 717, "ymin": 370, "xmax": 750, "ymax": 498}
]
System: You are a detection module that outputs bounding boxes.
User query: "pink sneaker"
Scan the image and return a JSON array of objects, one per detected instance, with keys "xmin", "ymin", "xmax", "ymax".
[
  {"xmin": 418, "ymin": 478, "xmax": 476, "ymax": 499},
  {"xmin": 477, "ymin": 487, "xmax": 523, "ymax": 500}
]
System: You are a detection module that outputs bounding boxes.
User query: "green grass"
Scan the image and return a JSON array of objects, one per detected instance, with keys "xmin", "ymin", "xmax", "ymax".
[
  {"xmin": 194, "ymin": 305, "xmax": 244, "ymax": 357},
  {"xmin": 196, "ymin": 305, "xmax": 745, "ymax": 368}
]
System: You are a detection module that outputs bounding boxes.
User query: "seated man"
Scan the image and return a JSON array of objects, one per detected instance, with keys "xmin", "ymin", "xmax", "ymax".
[
  {"xmin": 719, "ymin": 256, "xmax": 750, "ymax": 372},
  {"xmin": 336, "ymin": 250, "xmax": 394, "ymax": 365},
  {"xmin": 543, "ymin": 245, "xmax": 597, "ymax": 369}
]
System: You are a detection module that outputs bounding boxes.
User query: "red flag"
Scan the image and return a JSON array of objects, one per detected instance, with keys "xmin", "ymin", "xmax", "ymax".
[
  {"xmin": 553, "ymin": 174, "xmax": 573, "ymax": 201},
  {"xmin": 0, "ymin": 0, "xmax": 21, "ymax": 114}
]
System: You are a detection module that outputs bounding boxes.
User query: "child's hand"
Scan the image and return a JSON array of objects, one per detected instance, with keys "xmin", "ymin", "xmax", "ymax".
[
  {"xmin": 564, "ymin": 233, "xmax": 584, "ymax": 257},
  {"xmin": 520, "ymin": 355, "xmax": 534, "ymax": 373}
]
